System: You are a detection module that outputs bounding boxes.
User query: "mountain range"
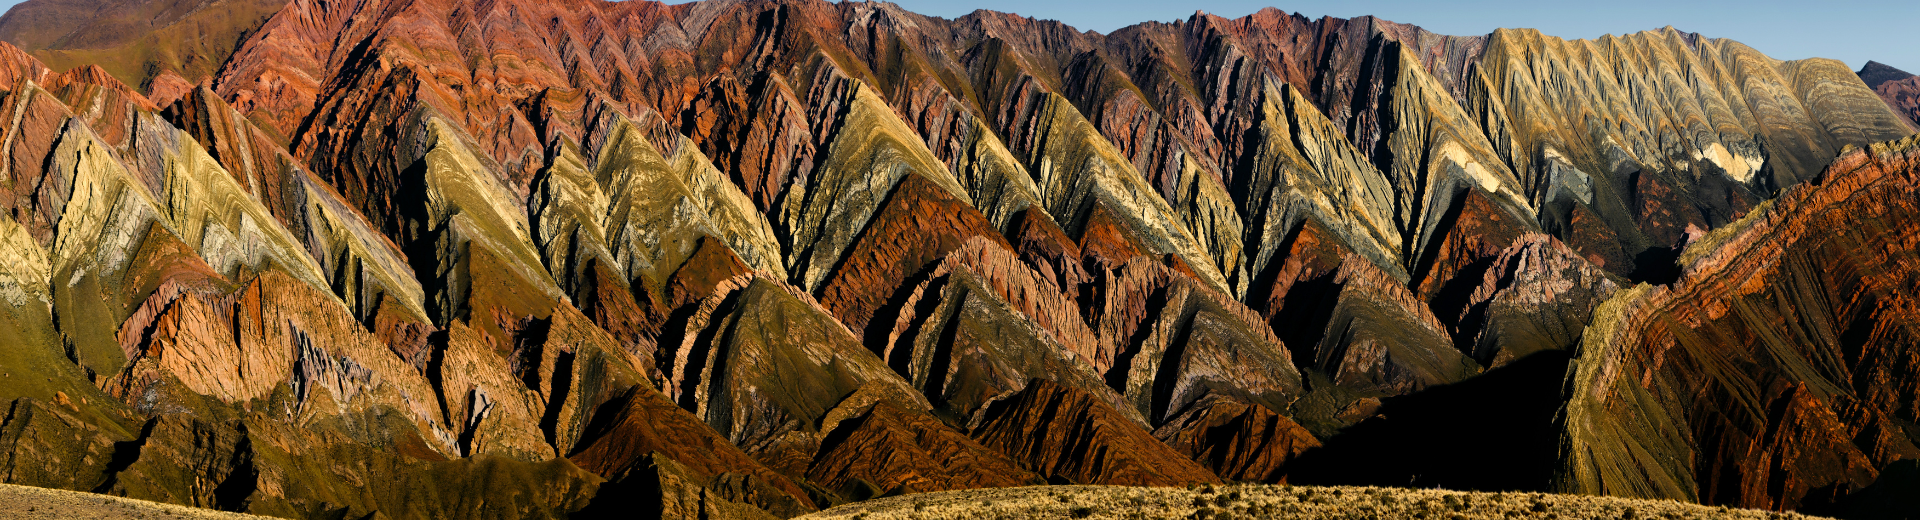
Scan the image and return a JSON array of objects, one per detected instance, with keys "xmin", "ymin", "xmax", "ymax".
[{"xmin": 0, "ymin": 0, "xmax": 1915, "ymax": 518}]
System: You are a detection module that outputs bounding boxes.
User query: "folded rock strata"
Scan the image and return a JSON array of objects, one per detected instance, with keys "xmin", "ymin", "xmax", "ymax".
[{"xmin": 0, "ymin": 0, "xmax": 1908, "ymax": 517}]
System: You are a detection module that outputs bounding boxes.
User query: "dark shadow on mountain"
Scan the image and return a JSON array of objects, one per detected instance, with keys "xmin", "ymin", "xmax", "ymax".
[
  {"xmin": 1628, "ymin": 246, "xmax": 1682, "ymax": 285},
  {"xmin": 1811, "ymin": 459, "xmax": 1920, "ymax": 520},
  {"xmin": 1282, "ymin": 350, "xmax": 1570, "ymax": 491}
]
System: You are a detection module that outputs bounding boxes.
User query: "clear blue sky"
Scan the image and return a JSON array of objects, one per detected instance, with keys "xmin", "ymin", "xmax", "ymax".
[{"xmin": 3, "ymin": 0, "xmax": 1914, "ymax": 73}]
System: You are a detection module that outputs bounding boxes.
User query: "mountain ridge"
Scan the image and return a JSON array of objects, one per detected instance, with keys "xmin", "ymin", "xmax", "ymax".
[{"xmin": 0, "ymin": 0, "xmax": 1912, "ymax": 518}]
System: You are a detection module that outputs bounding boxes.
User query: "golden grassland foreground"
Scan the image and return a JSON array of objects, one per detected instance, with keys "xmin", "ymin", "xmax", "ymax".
[
  {"xmin": 802, "ymin": 485, "xmax": 1835, "ymax": 520},
  {"xmin": 0, "ymin": 482, "xmax": 275, "ymax": 519}
]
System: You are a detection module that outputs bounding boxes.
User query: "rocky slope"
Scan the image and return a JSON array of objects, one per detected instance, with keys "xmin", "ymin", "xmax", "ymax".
[
  {"xmin": 1562, "ymin": 135, "xmax": 1920, "ymax": 514},
  {"xmin": 0, "ymin": 0, "xmax": 287, "ymax": 92},
  {"xmin": 0, "ymin": 0, "xmax": 1910, "ymax": 518}
]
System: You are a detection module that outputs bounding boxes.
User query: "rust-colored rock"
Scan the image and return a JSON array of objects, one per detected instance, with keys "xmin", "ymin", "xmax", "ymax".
[
  {"xmin": 1563, "ymin": 135, "xmax": 1920, "ymax": 512},
  {"xmin": 569, "ymin": 384, "xmax": 816, "ymax": 516},
  {"xmin": 818, "ymin": 173, "xmax": 1011, "ymax": 338},
  {"xmin": 805, "ymin": 401, "xmax": 1041, "ymax": 498},
  {"xmin": 969, "ymin": 379, "xmax": 1220, "ymax": 486},
  {"xmin": 0, "ymin": 0, "xmax": 1916, "ymax": 517},
  {"xmin": 1153, "ymin": 395, "xmax": 1320, "ymax": 483}
]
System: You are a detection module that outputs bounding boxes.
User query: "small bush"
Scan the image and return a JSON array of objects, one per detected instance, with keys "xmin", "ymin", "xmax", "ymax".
[{"xmin": 1070, "ymin": 506, "xmax": 1096, "ymax": 518}]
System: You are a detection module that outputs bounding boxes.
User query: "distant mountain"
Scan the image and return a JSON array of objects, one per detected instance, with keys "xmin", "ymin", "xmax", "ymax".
[
  {"xmin": 1858, "ymin": 61, "xmax": 1913, "ymax": 89},
  {"xmin": 0, "ymin": 0, "xmax": 1911, "ymax": 519},
  {"xmin": 1861, "ymin": 61, "xmax": 1920, "ymax": 130},
  {"xmin": 0, "ymin": 0, "xmax": 284, "ymax": 92}
]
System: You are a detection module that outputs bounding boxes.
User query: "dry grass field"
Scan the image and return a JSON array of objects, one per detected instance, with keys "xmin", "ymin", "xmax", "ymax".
[
  {"xmin": 0, "ymin": 483, "xmax": 274, "ymax": 519},
  {"xmin": 801, "ymin": 484, "xmax": 1831, "ymax": 520}
]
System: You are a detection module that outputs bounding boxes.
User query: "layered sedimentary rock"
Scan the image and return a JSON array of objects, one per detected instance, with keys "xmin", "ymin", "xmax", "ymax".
[
  {"xmin": 1562, "ymin": 136, "xmax": 1920, "ymax": 512},
  {"xmin": 804, "ymin": 402, "xmax": 1041, "ymax": 498},
  {"xmin": 1153, "ymin": 394, "xmax": 1320, "ymax": 482},
  {"xmin": 0, "ymin": 0, "xmax": 1912, "ymax": 517},
  {"xmin": 968, "ymin": 379, "xmax": 1220, "ymax": 486}
]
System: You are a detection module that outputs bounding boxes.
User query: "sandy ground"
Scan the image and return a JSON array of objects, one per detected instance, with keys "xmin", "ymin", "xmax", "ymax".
[
  {"xmin": 800, "ymin": 484, "xmax": 1831, "ymax": 520},
  {"xmin": 0, "ymin": 483, "xmax": 275, "ymax": 519}
]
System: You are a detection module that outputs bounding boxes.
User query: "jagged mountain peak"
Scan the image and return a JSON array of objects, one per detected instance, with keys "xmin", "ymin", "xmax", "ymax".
[{"xmin": 1859, "ymin": 60, "xmax": 1913, "ymax": 88}]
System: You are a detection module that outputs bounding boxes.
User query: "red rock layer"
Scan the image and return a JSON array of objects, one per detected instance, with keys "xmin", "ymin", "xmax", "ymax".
[
  {"xmin": 1154, "ymin": 395, "xmax": 1321, "ymax": 482},
  {"xmin": 1873, "ymin": 77, "xmax": 1920, "ymax": 132},
  {"xmin": 817, "ymin": 173, "xmax": 1011, "ymax": 337},
  {"xmin": 1249, "ymin": 218, "xmax": 1362, "ymax": 357},
  {"xmin": 805, "ymin": 401, "xmax": 1041, "ymax": 497},
  {"xmin": 1411, "ymin": 189, "xmax": 1530, "ymax": 304},
  {"xmin": 569, "ymin": 384, "xmax": 815, "ymax": 516},
  {"xmin": 1007, "ymin": 207, "xmax": 1090, "ymax": 301},
  {"xmin": 968, "ymin": 379, "xmax": 1221, "ymax": 486},
  {"xmin": 666, "ymin": 237, "xmax": 755, "ymax": 310},
  {"xmin": 0, "ymin": 0, "xmax": 1912, "ymax": 516},
  {"xmin": 683, "ymin": 72, "xmax": 816, "ymax": 212},
  {"xmin": 1563, "ymin": 135, "xmax": 1920, "ymax": 511}
]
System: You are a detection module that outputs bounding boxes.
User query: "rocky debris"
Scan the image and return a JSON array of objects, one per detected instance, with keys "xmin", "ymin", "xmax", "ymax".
[{"xmin": 0, "ymin": 481, "xmax": 275, "ymax": 519}]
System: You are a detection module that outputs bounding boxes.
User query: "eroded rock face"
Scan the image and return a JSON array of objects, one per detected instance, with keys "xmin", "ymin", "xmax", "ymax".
[
  {"xmin": 0, "ymin": 0, "xmax": 1913, "ymax": 517},
  {"xmin": 968, "ymin": 379, "xmax": 1220, "ymax": 487},
  {"xmin": 1562, "ymin": 136, "xmax": 1920, "ymax": 512},
  {"xmin": 805, "ymin": 401, "xmax": 1041, "ymax": 498},
  {"xmin": 1153, "ymin": 395, "xmax": 1320, "ymax": 483}
]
